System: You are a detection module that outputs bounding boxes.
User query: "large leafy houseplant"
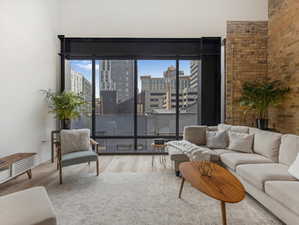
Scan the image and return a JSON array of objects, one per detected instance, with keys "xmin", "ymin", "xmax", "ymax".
[
  {"xmin": 43, "ymin": 90, "xmax": 88, "ymax": 129},
  {"xmin": 238, "ymin": 80, "xmax": 290, "ymax": 129}
]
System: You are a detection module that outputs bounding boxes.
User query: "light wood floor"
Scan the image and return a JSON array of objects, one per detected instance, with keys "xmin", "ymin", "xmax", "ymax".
[{"xmin": 0, "ymin": 155, "xmax": 173, "ymax": 196}]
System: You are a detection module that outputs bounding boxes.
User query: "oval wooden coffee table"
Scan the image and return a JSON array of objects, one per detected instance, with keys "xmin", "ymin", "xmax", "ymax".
[{"xmin": 178, "ymin": 161, "xmax": 245, "ymax": 225}]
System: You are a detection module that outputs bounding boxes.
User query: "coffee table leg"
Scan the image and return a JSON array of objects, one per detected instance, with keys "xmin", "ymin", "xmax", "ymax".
[
  {"xmin": 178, "ymin": 177, "xmax": 185, "ymax": 199},
  {"xmin": 221, "ymin": 201, "xmax": 227, "ymax": 225}
]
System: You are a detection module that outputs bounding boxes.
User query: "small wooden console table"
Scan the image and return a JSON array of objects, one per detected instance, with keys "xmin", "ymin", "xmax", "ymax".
[{"xmin": 0, "ymin": 153, "xmax": 36, "ymax": 184}]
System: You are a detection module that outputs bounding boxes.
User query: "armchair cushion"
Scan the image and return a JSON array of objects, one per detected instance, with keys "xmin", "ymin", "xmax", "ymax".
[
  {"xmin": 60, "ymin": 129, "xmax": 91, "ymax": 155},
  {"xmin": 61, "ymin": 151, "xmax": 98, "ymax": 167}
]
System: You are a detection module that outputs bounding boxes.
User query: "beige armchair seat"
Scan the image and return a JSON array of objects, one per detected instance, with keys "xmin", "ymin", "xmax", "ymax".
[{"xmin": 0, "ymin": 187, "xmax": 56, "ymax": 225}]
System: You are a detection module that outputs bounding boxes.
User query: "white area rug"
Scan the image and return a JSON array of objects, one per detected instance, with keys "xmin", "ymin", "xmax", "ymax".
[{"xmin": 46, "ymin": 170, "xmax": 282, "ymax": 225}]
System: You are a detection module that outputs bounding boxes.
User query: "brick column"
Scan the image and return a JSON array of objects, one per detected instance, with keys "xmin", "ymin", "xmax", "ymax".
[{"xmin": 225, "ymin": 21, "xmax": 268, "ymax": 126}]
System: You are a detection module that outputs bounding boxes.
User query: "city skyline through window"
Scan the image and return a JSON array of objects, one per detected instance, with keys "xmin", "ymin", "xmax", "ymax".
[
  {"xmin": 65, "ymin": 59, "xmax": 201, "ymax": 152},
  {"xmin": 69, "ymin": 60, "xmax": 190, "ymax": 97}
]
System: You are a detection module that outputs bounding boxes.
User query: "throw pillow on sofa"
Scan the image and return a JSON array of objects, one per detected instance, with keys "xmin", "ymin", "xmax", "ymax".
[
  {"xmin": 252, "ymin": 130, "xmax": 282, "ymax": 162},
  {"xmin": 227, "ymin": 132, "xmax": 254, "ymax": 153},
  {"xmin": 206, "ymin": 130, "xmax": 228, "ymax": 149},
  {"xmin": 288, "ymin": 153, "xmax": 299, "ymax": 180}
]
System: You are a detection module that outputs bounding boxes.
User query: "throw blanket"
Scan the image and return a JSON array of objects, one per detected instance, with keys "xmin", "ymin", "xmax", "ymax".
[{"xmin": 167, "ymin": 140, "xmax": 215, "ymax": 161}]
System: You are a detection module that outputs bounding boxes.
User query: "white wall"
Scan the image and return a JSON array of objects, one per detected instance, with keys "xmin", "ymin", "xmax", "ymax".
[
  {"xmin": 0, "ymin": 0, "xmax": 268, "ymax": 165},
  {"xmin": 0, "ymin": 0, "xmax": 59, "ymax": 164},
  {"xmin": 59, "ymin": 0, "xmax": 268, "ymax": 37}
]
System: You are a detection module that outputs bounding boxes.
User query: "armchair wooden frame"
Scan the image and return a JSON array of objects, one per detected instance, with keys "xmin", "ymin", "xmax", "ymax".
[{"xmin": 56, "ymin": 135, "xmax": 100, "ymax": 184}]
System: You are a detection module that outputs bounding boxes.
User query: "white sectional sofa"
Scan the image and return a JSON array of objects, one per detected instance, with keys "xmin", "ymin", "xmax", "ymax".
[{"xmin": 167, "ymin": 124, "xmax": 299, "ymax": 225}]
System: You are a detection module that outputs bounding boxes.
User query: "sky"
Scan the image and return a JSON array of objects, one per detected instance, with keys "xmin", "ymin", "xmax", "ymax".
[{"xmin": 69, "ymin": 60, "xmax": 191, "ymax": 96}]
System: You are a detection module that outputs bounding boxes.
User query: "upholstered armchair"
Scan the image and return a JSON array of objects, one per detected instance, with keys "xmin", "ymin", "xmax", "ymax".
[{"xmin": 57, "ymin": 129, "xmax": 99, "ymax": 184}]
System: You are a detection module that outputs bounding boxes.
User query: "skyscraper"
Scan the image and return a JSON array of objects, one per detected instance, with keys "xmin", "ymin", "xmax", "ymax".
[
  {"xmin": 140, "ymin": 66, "xmax": 193, "ymax": 112},
  {"xmin": 65, "ymin": 62, "xmax": 92, "ymax": 102},
  {"xmin": 100, "ymin": 60, "xmax": 134, "ymax": 103},
  {"xmin": 190, "ymin": 60, "xmax": 201, "ymax": 89}
]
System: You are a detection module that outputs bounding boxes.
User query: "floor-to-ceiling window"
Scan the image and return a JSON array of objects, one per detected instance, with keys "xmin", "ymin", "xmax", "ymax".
[
  {"xmin": 178, "ymin": 60, "xmax": 201, "ymax": 132},
  {"xmin": 65, "ymin": 60, "xmax": 92, "ymax": 130},
  {"xmin": 60, "ymin": 37, "xmax": 221, "ymax": 154},
  {"xmin": 137, "ymin": 60, "xmax": 177, "ymax": 151},
  {"xmin": 64, "ymin": 59, "xmax": 202, "ymax": 153},
  {"xmin": 95, "ymin": 60, "xmax": 135, "ymax": 152}
]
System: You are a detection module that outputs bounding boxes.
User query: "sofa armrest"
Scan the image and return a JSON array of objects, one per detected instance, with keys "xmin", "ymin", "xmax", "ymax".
[{"xmin": 183, "ymin": 125, "xmax": 207, "ymax": 146}]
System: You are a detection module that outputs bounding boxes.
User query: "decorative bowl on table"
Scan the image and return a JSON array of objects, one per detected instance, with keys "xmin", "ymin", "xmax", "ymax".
[{"xmin": 197, "ymin": 161, "xmax": 214, "ymax": 177}]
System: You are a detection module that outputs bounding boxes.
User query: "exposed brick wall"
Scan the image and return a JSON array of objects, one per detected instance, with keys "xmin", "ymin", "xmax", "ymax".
[
  {"xmin": 225, "ymin": 21, "xmax": 268, "ymax": 126},
  {"xmin": 268, "ymin": 0, "xmax": 299, "ymax": 134}
]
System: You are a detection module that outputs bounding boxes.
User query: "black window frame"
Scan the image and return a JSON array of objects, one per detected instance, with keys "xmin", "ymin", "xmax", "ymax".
[{"xmin": 59, "ymin": 36, "xmax": 221, "ymax": 154}]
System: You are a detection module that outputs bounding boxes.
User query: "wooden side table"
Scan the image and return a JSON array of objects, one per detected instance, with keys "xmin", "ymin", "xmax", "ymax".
[{"xmin": 0, "ymin": 153, "xmax": 36, "ymax": 184}]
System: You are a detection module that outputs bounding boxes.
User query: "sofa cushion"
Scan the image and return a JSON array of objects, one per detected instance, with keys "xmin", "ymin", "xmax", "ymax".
[
  {"xmin": 206, "ymin": 130, "xmax": 228, "ymax": 149},
  {"xmin": 0, "ymin": 186, "xmax": 56, "ymax": 225},
  {"xmin": 218, "ymin": 124, "xmax": 249, "ymax": 133},
  {"xmin": 265, "ymin": 181, "xmax": 299, "ymax": 216},
  {"xmin": 227, "ymin": 132, "xmax": 254, "ymax": 153},
  {"xmin": 183, "ymin": 125, "xmax": 207, "ymax": 145},
  {"xmin": 213, "ymin": 149, "xmax": 235, "ymax": 155},
  {"xmin": 279, "ymin": 134, "xmax": 299, "ymax": 166},
  {"xmin": 236, "ymin": 163, "xmax": 297, "ymax": 190},
  {"xmin": 249, "ymin": 127, "xmax": 261, "ymax": 135},
  {"xmin": 252, "ymin": 130, "xmax": 282, "ymax": 162},
  {"xmin": 221, "ymin": 153, "xmax": 272, "ymax": 171}
]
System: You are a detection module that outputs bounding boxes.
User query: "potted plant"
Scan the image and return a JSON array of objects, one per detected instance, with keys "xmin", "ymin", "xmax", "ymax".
[
  {"xmin": 42, "ymin": 90, "xmax": 88, "ymax": 129},
  {"xmin": 238, "ymin": 80, "xmax": 290, "ymax": 130}
]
